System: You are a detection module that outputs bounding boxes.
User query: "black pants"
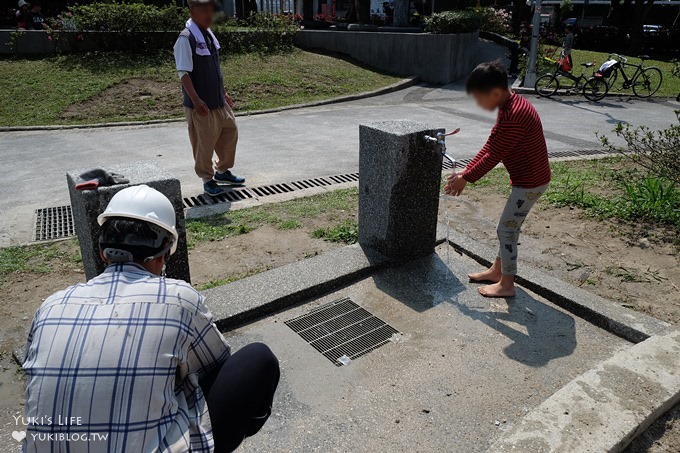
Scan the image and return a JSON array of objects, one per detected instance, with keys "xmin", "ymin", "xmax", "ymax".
[{"xmin": 200, "ymin": 343, "xmax": 280, "ymax": 452}]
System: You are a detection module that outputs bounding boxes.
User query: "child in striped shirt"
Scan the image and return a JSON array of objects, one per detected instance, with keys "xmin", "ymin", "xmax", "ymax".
[{"xmin": 445, "ymin": 61, "xmax": 551, "ymax": 298}]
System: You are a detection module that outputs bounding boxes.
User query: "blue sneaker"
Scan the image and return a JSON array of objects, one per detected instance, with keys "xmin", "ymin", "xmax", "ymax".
[
  {"xmin": 214, "ymin": 170, "xmax": 246, "ymax": 185},
  {"xmin": 204, "ymin": 180, "xmax": 226, "ymax": 197}
]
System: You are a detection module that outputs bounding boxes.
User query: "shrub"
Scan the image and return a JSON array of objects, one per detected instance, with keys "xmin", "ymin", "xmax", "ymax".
[
  {"xmin": 477, "ymin": 7, "xmax": 512, "ymax": 36},
  {"xmin": 518, "ymin": 45, "xmax": 557, "ymax": 78},
  {"xmin": 425, "ymin": 10, "xmax": 482, "ymax": 34},
  {"xmin": 64, "ymin": 5, "xmax": 297, "ymax": 54},
  {"xmin": 600, "ymin": 112, "xmax": 680, "ymax": 186},
  {"xmin": 559, "ymin": 0, "xmax": 574, "ymax": 21},
  {"xmin": 71, "ymin": 3, "xmax": 185, "ymax": 32}
]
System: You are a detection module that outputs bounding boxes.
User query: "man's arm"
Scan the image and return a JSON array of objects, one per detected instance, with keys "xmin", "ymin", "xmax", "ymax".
[
  {"xmin": 174, "ymin": 35, "xmax": 209, "ymax": 116},
  {"xmin": 181, "ymin": 75, "xmax": 209, "ymax": 116},
  {"xmin": 186, "ymin": 295, "xmax": 231, "ymax": 378}
]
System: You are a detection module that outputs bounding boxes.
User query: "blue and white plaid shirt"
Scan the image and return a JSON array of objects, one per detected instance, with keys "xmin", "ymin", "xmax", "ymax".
[{"xmin": 22, "ymin": 263, "xmax": 231, "ymax": 452}]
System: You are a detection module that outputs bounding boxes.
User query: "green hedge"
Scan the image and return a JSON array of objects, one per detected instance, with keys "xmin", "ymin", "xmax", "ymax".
[
  {"xmin": 57, "ymin": 3, "xmax": 297, "ymax": 54},
  {"xmin": 424, "ymin": 10, "xmax": 482, "ymax": 34},
  {"xmin": 71, "ymin": 3, "xmax": 185, "ymax": 32}
]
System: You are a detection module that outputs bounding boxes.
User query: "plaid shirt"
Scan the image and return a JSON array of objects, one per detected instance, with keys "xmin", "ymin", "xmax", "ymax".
[{"xmin": 22, "ymin": 263, "xmax": 230, "ymax": 452}]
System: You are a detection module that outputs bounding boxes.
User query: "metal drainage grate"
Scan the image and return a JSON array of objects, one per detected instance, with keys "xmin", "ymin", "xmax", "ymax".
[
  {"xmin": 183, "ymin": 172, "xmax": 360, "ymax": 208},
  {"xmin": 34, "ymin": 205, "xmax": 75, "ymax": 241},
  {"xmin": 285, "ymin": 297, "xmax": 399, "ymax": 366}
]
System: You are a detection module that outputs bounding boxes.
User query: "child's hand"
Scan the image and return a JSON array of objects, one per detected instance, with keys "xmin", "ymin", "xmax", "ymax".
[{"xmin": 445, "ymin": 173, "xmax": 467, "ymax": 196}]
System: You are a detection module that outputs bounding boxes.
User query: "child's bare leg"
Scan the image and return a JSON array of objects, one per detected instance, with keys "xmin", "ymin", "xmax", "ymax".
[
  {"xmin": 478, "ymin": 275, "xmax": 516, "ymax": 297},
  {"xmin": 476, "ymin": 185, "xmax": 547, "ymax": 298},
  {"xmin": 468, "ymin": 258, "xmax": 502, "ymax": 283}
]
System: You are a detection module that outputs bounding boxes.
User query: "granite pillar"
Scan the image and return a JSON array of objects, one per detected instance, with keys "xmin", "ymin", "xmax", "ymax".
[
  {"xmin": 358, "ymin": 121, "xmax": 444, "ymax": 261},
  {"xmin": 67, "ymin": 161, "xmax": 191, "ymax": 283}
]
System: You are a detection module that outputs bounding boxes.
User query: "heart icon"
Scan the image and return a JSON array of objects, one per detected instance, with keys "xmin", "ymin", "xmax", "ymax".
[{"xmin": 12, "ymin": 431, "xmax": 26, "ymax": 443}]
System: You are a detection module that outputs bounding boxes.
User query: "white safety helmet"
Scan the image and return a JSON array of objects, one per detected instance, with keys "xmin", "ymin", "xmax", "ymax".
[{"xmin": 98, "ymin": 185, "xmax": 179, "ymax": 256}]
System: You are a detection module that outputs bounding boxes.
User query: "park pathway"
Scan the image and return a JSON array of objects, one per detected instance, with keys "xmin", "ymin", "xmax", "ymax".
[{"xmin": 0, "ymin": 84, "xmax": 678, "ymax": 246}]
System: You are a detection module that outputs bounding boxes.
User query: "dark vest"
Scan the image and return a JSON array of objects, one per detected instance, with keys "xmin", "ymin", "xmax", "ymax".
[{"xmin": 181, "ymin": 28, "xmax": 225, "ymax": 110}]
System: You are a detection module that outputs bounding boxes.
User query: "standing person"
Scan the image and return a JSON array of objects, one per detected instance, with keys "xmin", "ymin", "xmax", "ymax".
[
  {"xmin": 16, "ymin": 0, "xmax": 30, "ymax": 29},
  {"xmin": 23, "ymin": 185, "xmax": 280, "ymax": 452},
  {"xmin": 24, "ymin": 0, "xmax": 44, "ymax": 30},
  {"xmin": 174, "ymin": 0, "xmax": 245, "ymax": 197},
  {"xmin": 563, "ymin": 24, "xmax": 575, "ymax": 68},
  {"xmin": 445, "ymin": 61, "xmax": 551, "ymax": 298}
]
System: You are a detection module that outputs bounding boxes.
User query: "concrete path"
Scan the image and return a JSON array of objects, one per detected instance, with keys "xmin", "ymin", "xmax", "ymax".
[
  {"xmin": 1, "ymin": 83, "xmax": 678, "ymax": 245},
  {"xmin": 223, "ymin": 244, "xmax": 631, "ymax": 452}
]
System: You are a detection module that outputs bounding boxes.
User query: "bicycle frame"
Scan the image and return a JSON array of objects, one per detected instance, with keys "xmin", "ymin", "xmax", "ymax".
[
  {"xmin": 613, "ymin": 61, "xmax": 644, "ymax": 88},
  {"xmin": 552, "ymin": 65, "xmax": 592, "ymax": 90}
]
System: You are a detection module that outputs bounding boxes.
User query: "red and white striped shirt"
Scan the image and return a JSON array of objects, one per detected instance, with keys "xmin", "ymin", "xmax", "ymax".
[{"xmin": 462, "ymin": 93, "xmax": 551, "ymax": 188}]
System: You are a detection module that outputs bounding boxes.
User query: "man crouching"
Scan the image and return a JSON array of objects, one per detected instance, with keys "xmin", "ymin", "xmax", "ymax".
[{"xmin": 23, "ymin": 185, "xmax": 279, "ymax": 452}]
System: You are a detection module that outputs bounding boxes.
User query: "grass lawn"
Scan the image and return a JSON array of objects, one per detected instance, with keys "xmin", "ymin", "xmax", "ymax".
[
  {"xmin": 570, "ymin": 49, "xmax": 679, "ymax": 98},
  {"xmin": 186, "ymin": 188, "xmax": 358, "ymax": 248},
  {"xmin": 0, "ymin": 188, "xmax": 359, "ymax": 290},
  {"xmin": 0, "ymin": 49, "xmax": 401, "ymax": 127}
]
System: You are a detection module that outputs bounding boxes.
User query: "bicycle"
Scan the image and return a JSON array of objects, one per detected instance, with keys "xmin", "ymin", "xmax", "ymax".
[
  {"xmin": 534, "ymin": 49, "xmax": 608, "ymax": 102},
  {"xmin": 596, "ymin": 53, "xmax": 663, "ymax": 98}
]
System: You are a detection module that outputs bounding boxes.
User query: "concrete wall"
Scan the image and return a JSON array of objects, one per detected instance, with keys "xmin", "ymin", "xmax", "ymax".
[{"xmin": 294, "ymin": 29, "xmax": 479, "ymax": 84}]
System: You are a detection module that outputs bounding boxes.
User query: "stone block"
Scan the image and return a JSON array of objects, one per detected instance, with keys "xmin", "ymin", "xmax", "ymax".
[
  {"xmin": 67, "ymin": 161, "xmax": 190, "ymax": 283},
  {"xmin": 359, "ymin": 121, "xmax": 444, "ymax": 261}
]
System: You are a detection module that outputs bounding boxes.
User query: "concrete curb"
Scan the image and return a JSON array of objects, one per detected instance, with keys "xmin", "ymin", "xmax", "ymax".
[
  {"xmin": 445, "ymin": 229, "xmax": 670, "ymax": 344},
  {"xmin": 490, "ymin": 329, "xmax": 680, "ymax": 453},
  {"xmin": 0, "ymin": 76, "xmax": 419, "ymax": 133},
  {"xmin": 203, "ymin": 243, "xmax": 391, "ymax": 331}
]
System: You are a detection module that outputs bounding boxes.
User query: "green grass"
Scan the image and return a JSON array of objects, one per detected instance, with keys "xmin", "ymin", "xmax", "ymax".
[
  {"xmin": 465, "ymin": 157, "xmax": 680, "ymax": 244},
  {"xmin": 0, "ymin": 240, "xmax": 81, "ymax": 284},
  {"xmin": 570, "ymin": 49, "xmax": 679, "ymax": 98},
  {"xmin": 186, "ymin": 188, "xmax": 358, "ymax": 248},
  {"xmin": 0, "ymin": 49, "xmax": 401, "ymax": 127},
  {"xmin": 196, "ymin": 268, "xmax": 267, "ymax": 291},
  {"xmin": 311, "ymin": 220, "xmax": 359, "ymax": 244}
]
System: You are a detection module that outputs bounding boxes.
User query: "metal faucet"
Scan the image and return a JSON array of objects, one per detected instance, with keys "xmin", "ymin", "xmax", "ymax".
[{"xmin": 424, "ymin": 128, "xmax": 459, "ymax": 167}]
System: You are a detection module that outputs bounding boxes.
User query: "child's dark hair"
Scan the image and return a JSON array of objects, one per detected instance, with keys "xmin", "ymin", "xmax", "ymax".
[{"xmin": 465, "ymin": 61, "xmax": 508, "ymax": 94}]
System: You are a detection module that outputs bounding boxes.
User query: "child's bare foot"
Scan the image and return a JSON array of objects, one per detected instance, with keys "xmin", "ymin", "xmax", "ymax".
[
  {"xmin": 478, "ymin": 281, "xmax": 516, "ymax": 298},
  {"xmin": 468, "ymin": 268, "xmax": 502, "ymax": 283}
]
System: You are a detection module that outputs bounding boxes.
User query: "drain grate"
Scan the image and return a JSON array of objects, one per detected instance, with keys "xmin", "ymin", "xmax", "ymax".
[
  {"xmin": 31, "ymin": 148, "xmax": 613, "ymax": 242},
  {"xmin": 285, "ymin": 297, "xmax": 399, "ymax": 366},
  {"xmin": 183, "ymin": 173, "xmax": 360, "ymax": 208},
  {"xmin": 34, "ymin": 205, "xmax": 75, "ymax": 241}
]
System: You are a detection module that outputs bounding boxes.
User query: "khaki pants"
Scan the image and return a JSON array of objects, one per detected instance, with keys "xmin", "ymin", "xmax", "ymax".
[{"xmin": 185, "ymin": 105, "xmax": 238, "ymax": 182}]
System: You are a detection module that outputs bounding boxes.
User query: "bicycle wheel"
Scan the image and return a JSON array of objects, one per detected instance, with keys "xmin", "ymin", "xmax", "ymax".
[
  {"xmin": 582, "ymin": 77, "xmax": 609, "ymax": 102},
  {"xmin": 632, "ymin": 67, "xmax": 663, "ymax": 98},
  {"xmin": 535, "ymin": 74, "xmax": 559, "ymax": 97}
]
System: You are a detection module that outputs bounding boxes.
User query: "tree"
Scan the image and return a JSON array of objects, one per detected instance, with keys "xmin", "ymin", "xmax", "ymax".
[
  {"xmin": 630, "ymin": 0, "xmax": 655, "ymax": 52},
  {"xmin": 610, "ymin": 0, "xmax": 655, "ymax": 52}
]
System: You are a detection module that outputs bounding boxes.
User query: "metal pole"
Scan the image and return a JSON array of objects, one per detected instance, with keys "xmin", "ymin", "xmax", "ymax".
[{"xmin": 524, "ymin": 0, "xmax": 542, "ymax": 88}]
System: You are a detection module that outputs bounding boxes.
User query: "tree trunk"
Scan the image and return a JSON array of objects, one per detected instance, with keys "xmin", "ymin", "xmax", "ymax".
[
  {"xmin": 355, "ymin": 0, "xmax": 370, "ymax": 23},
  {"xmin": 629, "ymin": 0, "xmax": 655, "ymax": 53},
  {"xmin": 302, "ymin": 0, "xmax": 313, "ymax": 20}
]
